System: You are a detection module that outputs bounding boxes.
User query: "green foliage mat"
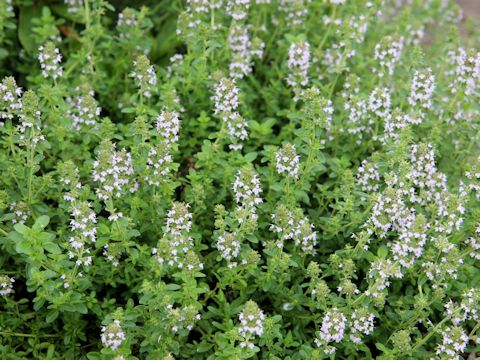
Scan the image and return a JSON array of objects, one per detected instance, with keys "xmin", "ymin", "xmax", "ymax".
[{"xmin": 0, "ymin": 0, "xmax": 480, "ymax": 359}]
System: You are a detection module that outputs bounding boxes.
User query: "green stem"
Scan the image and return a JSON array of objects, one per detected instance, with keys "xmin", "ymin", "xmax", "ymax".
[
  {"xmin": 0, "ymin": 332, "xmax": 59, "ymax": 338},
  {"xmin": 411, "ymin": 307, "xmax": 463, "ymax": 353}
]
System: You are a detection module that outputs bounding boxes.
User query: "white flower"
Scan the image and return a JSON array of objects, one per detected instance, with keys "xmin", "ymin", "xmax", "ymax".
[
  {"xmin": 216, "ymin": 231, "xmax": 241, "ymax": 267},
  {"xmin": 233, "ymin": 166, "xmax": 263, "ymax": 208},
  {"xmin": 435, "ymin": 326, "xmax": 469, "ymax": 359},
  {"xmin": 238, "ymin": 300, "xmax": 265, "ymax": 348},
  {"xmin": 92, "ymin": 142, "xmax": 136, "ymax": 201},
  {"xmin": 156, "ymin": 108, "xmax": 180, "ymax": 145},
  {"xmin": 67, "ymin": 85, "xmax": 101, "ymax": 130},
  {"xmin": 0, "ymin": 76, "xmax": 23, "ymax": 124},
  {"xmin": 368, "ymin": 87, "xmax": 391, "ymax": 118},
  {"xmin": 287, "ymin": 41, "xmax": 310, "ymax": 90},
  {"xmin": 408, "ymin": 68, "xmax": 435, "ymax": 109},
  {"xmin": 315, "ymin": 308, "xmax": 347, "ymax": 347},
  {"xmin": 0, "ymin": 275, "xmax": 14, "ymax": 296},
  {"xmin": 38, "ymin": 42, "xmax": 63, "ymax": 80},
  {"xmin": 227, "ymin": 0, "xmax": 251, "ymax": 21},
  {"xmin": 130, "ymin": 55, "xmax": 157, "ymax": 98},
  {"xmin": 64, "ymin": 0, "xmax": 83, "ymax": 13},
  {"xmin": 275, "ymin": 143, "xmax": 300, "ymax": 179},
  {"xmin": 101, "ymin": 320, "xmax": 126, "ymax": 351},
  {"xmin": 212, "ymin": 78, "xmax": 239, "ymax": 116},
  {"xmin": 373, "ymin": 35, "xmax": 404, "ymax": 78}
]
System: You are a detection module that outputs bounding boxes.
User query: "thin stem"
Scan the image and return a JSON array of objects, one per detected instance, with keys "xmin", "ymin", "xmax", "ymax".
[
  {"xmin": 411, "ymin": 307, "xmax": 463, "ymax": 353},
  {"xmin": 0, "ymin": 332, "xmax": 59, "ymax": 338}
]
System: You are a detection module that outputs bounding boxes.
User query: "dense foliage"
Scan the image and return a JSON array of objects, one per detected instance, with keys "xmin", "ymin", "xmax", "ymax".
[{"xmin": 1, "ymin": 0, "xmax": 480, "ymax": 359}]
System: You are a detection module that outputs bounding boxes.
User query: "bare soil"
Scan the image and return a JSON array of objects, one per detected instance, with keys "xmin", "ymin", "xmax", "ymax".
[{"xmin": 457, "ymin": 0, "xmax": 480, "ymax": 19}]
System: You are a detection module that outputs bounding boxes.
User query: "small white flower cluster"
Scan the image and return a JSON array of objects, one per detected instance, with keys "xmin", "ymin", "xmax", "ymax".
[
  {"xmin": 0, "ymin": 275, "xmax": 14, "ymax": 296},
  {"xmin": 212, "ymin": 77, "xmax": 248, "ymax": 149},
  {"xmin": 213, "ymin": 77, "xmax": 240, "ymax": 115},
  {"xmin": 156, "ymin": 108, "xmax": 180, "ymax": 145},
  {"xmin": 59, "ymin": 162, "xmax": 83, "ymax": 203},
  {"xmin": 0, "ymin": 76, "xmax": 22, "ymax": 125},
  {"xmin": 64, "ymin": 0, "xmax": 83, "ymax": 13},
  {"xmin": 368, "ymin": 86, "xmax": 391, "ymax": 118},
  {"xmin": 465, "ymin": 156, "xmax": 480, "ymax": 199},
  {"xmin": 466, "ymin": 224, "xmax": 480, "ymax": 260},
  {"xmin": 444, "ymin": 289, "xmax": 480, "ymax": 329},
  {"xmin": 382, "ymin": 109, "xmax": 419, "ymax": 143},
  {"xmin": 101, "ymin": 319, "xmax": 125, "ymax": 351},
  {"xmin": 349, "ymin": 308, "xmax": 375, "ymax": 344},
  {"xmin": 275, "ymin": 143, "xmax": 300, "ymax": 179},
  {"xmin": 347, "ymin": 15, "xmax": 369, "ymax": 44},
  {"xmin": 341, "ymin": 78, "xmax": 372, "ymax": 144},
  {"xmin": 2, "ymin": 0, "xmax": 13, "ymax": 13},
  {"xmin": 408, "ymin": 68, "xmax": 435, "ymax": 110},
  {"xmin": 270, "ymin": 205, "xmax": 317, "ymax": 254},
  {"xmin": 278, "ymin": 0, "xmax": 310, "ymax": 27},
  {"xmin": 130, "ymin": 55, "xmax": 157, "ymax": 98},
  {"xmin": 38, "ymin": 42, "xmax": 63, "ymax": 80},
  {"xmin": 67, "ymin": 201, "xmax": 97, "ymax": 267},
  {"xmin": 238, "ymin": 300, "xmax": 265, "ymax": 349},
  {"xmin": 330, "ymin": 0, "xmax": 346, "ymax": 4},
  {"xmin": 233, "ymin": 166, "xmax": 263, "ymax": 210},
  {"xmin": 186, "ymin": 0, "xmax": 211, "ymax": 14},
  {"xmin": 435, "ymin": 326, "xmax": 469, "ymax": 360},
  {"xmin": 145, "ymin": 141, "xmax": 173, "ymax": 186},
  {"xmin": 421, "ymin": 255, "xmax": 462, "ymax": 285},
  {"xmin": 305, "ymin": 89, "xmax": 334, "ymax": 133},
  {"xmin": 117, "ymin": 8, "xmax": 138, "ymax": 29},
  {"xmin": 179, "ymin": 1, "xmax": 221, "ymax": 37},
  {"xmin": 367, "ymin": 187, "xmax": 408, "ymax": 237},
  {"xmin": 321, "ymin": 42, "xmax": 356, "ymax": 74},
  {"xmin": 92, "ymin": 141, "xmax": 137, "ymax": 201},
  {"xmin": 9, "ymin": 201, "xmax": 29, "ymax": 224},
  {"xmin": 366, "ymin": 258, "xmax": 403, "ymax": 299},
  {"xmin": 67, "ymin": 85, "xmax": 101, "ymax": 130},
  {"xmin": 356, "ymin": 159, "xmax": 381, "ymax": 192},
  {"xmin": 390, "ymin": 211, "xmax": 428, "ymax": 268},
  {"xmin": 216, "ymin": 231, "xmax": 241, "ymax": 268},
  {"xmin": 405, "ymin": 23, "xmax": 425, "ymax": 46},
  {"xmin": 373, "ymin": 35, "xmax": 404, "ymax": 78},
  {"xmin": 166, "ymin": 202, "xmax": 192, "ymax": 235},
  {"xmin": 166, "ymin": 54, "xmax": 184, "ymax": 78},
  {"xmin": 446, "ymin": 47, "xmax": 480, "ymax": 98},
  {"xmin": 16, "ymin": 90, "xmax": 45, "ymax": 145},
  {"xmin": 227, "ymin": 0, "xmax": 251, "ymax": 21},
  {"xmin": 228, "ymin": 23, "xmax": 264, "ymax": 79},
  {"xmin": 167, "ymin": 304, "xmax": 202, "ymax": 333},
  {"xmin": 408, "ymin": 144, "xmax": 465, "ymax": 235},
  {"xmin": 226, "ymin": 112, "xmax": 248, "ymax": 147},
  {"xmin": 286, "ymin": 41, "xmax": 310, "ymax": 92},
  {"xmin": 314, "ymin": 308, "xmax": 347, "ymax": 354},
  {"xmin": 153, "ymin": 202, "xmax": 203, "ymax": 271},
  {"xmin": 407, "ymin": 143, "xmax": 443, "ymax": 203}
]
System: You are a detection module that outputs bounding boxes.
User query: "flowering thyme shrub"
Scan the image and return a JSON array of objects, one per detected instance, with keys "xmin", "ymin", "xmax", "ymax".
[{"xmin": 1, "ymin": 0, "xmax": 480, "ymax": 359}]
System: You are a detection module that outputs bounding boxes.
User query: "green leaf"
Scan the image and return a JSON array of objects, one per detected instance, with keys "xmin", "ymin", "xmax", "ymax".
[
  {"xmin": 196, "ymin": 342, "xmax": 213, "ymax": 353},
  {"xmin": 13, "ymin": 223, "xmax": 29, "ymax": 235},
  {"xmin": 34, "ymin": 215, "xmax": 50, "ymax": 230},
  {"xmin": 46, "ymin": 309, "xmax": 59, "ymax": 323},
  {"xmin": 377, "ymin": 246, "xmax": 389, "ymax": 258},
  {"xmin": 18, "ymin": 6, "xmax": 42, "ymax": 54},
  {"xmin": 43, "ymin": 241, "xmax": 61, "ymax": 254},
  {"xmin": 166, "ymin": 284, "xmax": 182, "ymax": 291},
  {"xmin": 375, "ymin": 343, "xmax": 390, "ymax": 353},
  {"xmin": 244, "ymin": 152, "xmax": 258, "ymax": 162},
  {"xmin": 16, "ymin": 238, "xmax": 32, "ymax": 255}
]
